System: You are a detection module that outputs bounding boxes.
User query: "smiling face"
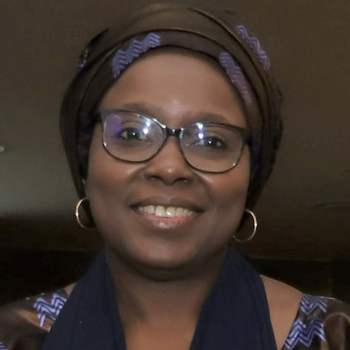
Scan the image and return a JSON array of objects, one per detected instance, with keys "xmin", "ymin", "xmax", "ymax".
[{"xmin": 86, "ymin": 49, "xmax": 250, "ymax": 275}]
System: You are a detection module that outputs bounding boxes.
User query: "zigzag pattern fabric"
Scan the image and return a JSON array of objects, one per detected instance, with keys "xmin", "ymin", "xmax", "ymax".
[
  {"xmin": 285, "ymin": 318, "xmax": 325, "ymax": 349},
  {"xmin": 300, "ymin": 295, "xmax": 327, "ymax": 314},
  {"xmin": 111, "ymin": 33, "xmax": 161, "ymax": 78},
  {"xmin": 234, "ymin": 25, "xmax": 271, "ymax": 70},
  {"xmin": 0, "ymin": 342, "xmax": 7, "ymax": 350},
  {"xmin": 34, "ymin": 293, "xmax": 68, "ymax": 328},
  {"xmin": 219, "ymin": 52, "xmax": 252, "ymax": 105},
  {"xmin": 284, "ymin": 295, "xmax": 327, "ymax": 349}
]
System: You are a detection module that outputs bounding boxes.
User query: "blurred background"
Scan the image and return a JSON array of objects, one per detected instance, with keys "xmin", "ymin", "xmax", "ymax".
[{"xmin": 1, "ymin": 0, "xmax": 350, "ymax": 305}]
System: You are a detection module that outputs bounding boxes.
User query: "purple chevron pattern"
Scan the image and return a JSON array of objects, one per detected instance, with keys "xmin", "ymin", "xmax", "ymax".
[
  {"xmin": 219, "ymin": 52, "xmax": 252, "ymax": 105},
  {"xmin": 300, "ymin": 295, "xmax": 327, "ymax": 314},
  {"xmin": 234, "ymin": 25, "xmax": 271, "ymax": 70},
  {"xmin": 0, "ymin": 342, "xmax": 7, "ymax": 350},
  {"xmin": 33, "ymin": 293, "xmax": 67, "ymax": 328},
  {"xmin": 284, "ymin": 317, "xmax": 325, "ymax": 349},
  {"xmin": 111, "ymin": 33, "xmax": 161, "ymax": 78},
  {"xmin": 284, "ymin": 295, "xmax": 328, "ymax": 349}
]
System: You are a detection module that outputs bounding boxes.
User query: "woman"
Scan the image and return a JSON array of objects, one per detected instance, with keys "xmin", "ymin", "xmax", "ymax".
[{"xmin": 1, "ymin": 2, "xmax": 349, "ymax": 350}]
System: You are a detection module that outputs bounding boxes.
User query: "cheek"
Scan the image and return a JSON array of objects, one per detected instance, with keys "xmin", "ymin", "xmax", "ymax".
[
  {"xmin": 212, "ymin": 147, "xmax": 250, "ymax": 204},
  {"xmin": 85, "ymin": 148, "xmax": 115, "ymax": 222},
  {"xmin": 85, "ymin": 130, "xmax": 129, "ymax": 216},
  {"xmin": 85, "ymin": 150, "xmax": 139, "ymax": 246},
  {"xmin": 86, "ymin": 126, "xmax": 137, "ymax": 189},
  {"xmin": 204, "ymin": 148, "xmax": 250, "ymax": 234},
  {"xmin": 86, "ymin": 132, "xmax": 114, "ymax": 195}
]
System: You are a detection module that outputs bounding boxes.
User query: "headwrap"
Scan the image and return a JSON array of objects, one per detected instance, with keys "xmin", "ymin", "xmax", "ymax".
[
  {"xmin": 60, "ymin": 1, "xmax": 283, "ymax": 209},
  {"xmin": 41, "ymin": 248, "xmax": 277, "ymax": 350}
]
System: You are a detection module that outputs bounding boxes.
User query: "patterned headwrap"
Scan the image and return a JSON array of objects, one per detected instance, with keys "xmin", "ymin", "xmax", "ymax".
[{"xmin": 60, "ymin": 2, "xmax": 283, "ymax": 209}]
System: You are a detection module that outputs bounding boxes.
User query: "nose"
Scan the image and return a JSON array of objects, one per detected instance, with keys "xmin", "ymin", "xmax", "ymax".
[{"xmin": 143, "ymin": 137, "xmax": 195, "ymax": 186}]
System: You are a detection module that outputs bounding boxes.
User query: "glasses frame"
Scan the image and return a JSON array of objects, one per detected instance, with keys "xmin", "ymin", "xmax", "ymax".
[{"xmin": 99, "ymin": 109, "xmax": 251, "ymax": 173}]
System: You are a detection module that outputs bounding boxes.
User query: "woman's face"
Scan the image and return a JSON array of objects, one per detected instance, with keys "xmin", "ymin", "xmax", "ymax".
[{"xmin": 86, "ymin": 50, "xmax": 250, "ymax": 273}]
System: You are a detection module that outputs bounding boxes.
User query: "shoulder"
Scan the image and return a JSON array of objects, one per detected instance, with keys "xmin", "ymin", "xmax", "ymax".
[
  {"xmin": 262, "ymin": 276, "xmax": 303, "ymax": 349},
  {"xmin": 0, "ymin": 286, "xmax": 71, "ymax": 350},
  {"xmin": 283, "ymin": 295, "xmax": 350, "ymax": 350},
  {"xmin": 262, "ymin": 277, "xmax": 350, "ymax": 350}
]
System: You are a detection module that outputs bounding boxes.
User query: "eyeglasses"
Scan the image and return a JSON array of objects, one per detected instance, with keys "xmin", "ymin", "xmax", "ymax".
[{"xmin": 100, "ymin": 109, "xmax": 250, "ymax": 173}]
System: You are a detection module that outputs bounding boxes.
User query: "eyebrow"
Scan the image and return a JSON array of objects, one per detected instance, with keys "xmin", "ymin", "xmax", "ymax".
[{"xmin": 115, "ymin": 102, "xmax": 232, "ymax": 125}]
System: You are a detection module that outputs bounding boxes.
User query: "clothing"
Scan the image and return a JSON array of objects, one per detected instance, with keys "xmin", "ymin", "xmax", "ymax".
[
  {"xmin": 60, "ymin": 2, "xmax": 283, "ymax": 211},
  {"xmin": 1, "ymin": 293, "xmax": 349, "ymax": 350},
  {"xmin": 40, "ymin": 250, "xmax": 277, "ymax": 350},
  {"xmin": 0, "ymin": 252, "xmax": 349, "ymax": 349}
]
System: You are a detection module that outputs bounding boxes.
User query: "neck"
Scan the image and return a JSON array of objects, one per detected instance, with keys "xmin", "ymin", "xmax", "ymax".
[{"xmin": 105, "ymin": 247, "xmax": 228, "ymax": 328}]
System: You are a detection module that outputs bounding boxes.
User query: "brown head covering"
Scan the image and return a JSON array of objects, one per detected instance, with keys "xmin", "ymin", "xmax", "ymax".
[{"xmin": 60, "ymin": 2, "xmax": 283, "ymax": 209}]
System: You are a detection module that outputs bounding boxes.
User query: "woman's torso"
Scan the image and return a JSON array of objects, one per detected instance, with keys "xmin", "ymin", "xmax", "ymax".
[{"xmin": 0, "ymin": 282, "xmax": 349, "ymax": 350}]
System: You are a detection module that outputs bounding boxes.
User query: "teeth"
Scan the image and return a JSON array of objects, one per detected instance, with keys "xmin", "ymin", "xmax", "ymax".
[
  {"xmin": 165, "ymin": 207, "xmax": 176, "ymax": 217},
  {"xmin": 139, "ymin": 205, "xmax": 194, "ymax": 218},
  {"xmin": 175, "ymin": 208, "xmax": 184, "ymax": 217},
  {"xmin": 155, "ymin": 206, "xmax": 166, "ymax": 217},
  {"xmin": 146, "ymin": 205, "xmax": 155, "ymax": 214}
]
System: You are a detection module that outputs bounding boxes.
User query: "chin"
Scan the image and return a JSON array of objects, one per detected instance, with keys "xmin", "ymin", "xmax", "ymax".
[
  {"xmin": 136, "ymin": 245, "xmax": 198, "ymax": 269},
  {"xmin": 106, "ymin": 239, "xmax": 225, "ymax": 282}
]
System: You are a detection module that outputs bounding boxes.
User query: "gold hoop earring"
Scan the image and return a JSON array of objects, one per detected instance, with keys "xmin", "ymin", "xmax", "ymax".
[
  {"xmin": 75, "ymin": 198, "xmax": 95, "ymax": 230},
  {"xmin": 233, "ymin": 209, "xmax": 258, "ymax": 243}
]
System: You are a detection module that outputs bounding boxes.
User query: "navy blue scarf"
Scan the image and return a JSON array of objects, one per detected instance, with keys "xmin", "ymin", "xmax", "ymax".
[{"xmin": 41, "ymin": 249, "xmax": 277, "ymax": 349}]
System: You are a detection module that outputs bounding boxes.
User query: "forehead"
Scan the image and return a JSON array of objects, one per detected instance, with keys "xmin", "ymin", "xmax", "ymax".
[{"xmin": 100, "ymin": 48, "xmax": 247, "ymax": 127}]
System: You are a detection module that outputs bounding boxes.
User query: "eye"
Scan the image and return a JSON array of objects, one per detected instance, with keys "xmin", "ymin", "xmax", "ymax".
[
  {"xmin": 119, "ymin": 127, "xmax": 148, "ymax": 141},
  {"xmin": 194, "ymin": 136, "xmax": 227, "ymax": 150}
]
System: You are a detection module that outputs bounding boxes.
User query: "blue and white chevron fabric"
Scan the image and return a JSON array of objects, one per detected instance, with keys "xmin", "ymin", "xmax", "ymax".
[
  {"xmin": 111, "ymin": 33, "xmax": 161, "ymax": 78},
  {"xmin": 34, "ymin": 293, "xmax": 68, "ymax": 328},
  {"xmin": 219, "ymin": 52, "xmax": 252, "ymax": 105},
  {"xmin": 300, "ymin": 294, "xmax": 327, "ymax": 314},
  {"xmin": 284, "ymin": 295, "xmax": 327, "ymax": 349},
  {"xmin": 234, "ymin": 25, "xmax": 271, "ymax": 70}
]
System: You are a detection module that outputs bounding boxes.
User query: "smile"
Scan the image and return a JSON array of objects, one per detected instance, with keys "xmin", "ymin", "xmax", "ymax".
[{"xmin": 137, "ymin": 205, "xmax": 195, "ymax": 218}]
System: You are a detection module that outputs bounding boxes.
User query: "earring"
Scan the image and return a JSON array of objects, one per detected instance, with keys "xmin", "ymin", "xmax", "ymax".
[
  {"xmin": 233, "ymin": 209, "xmax": 258, "ymax": 243},
  {"xmin": 75, "ymin": 198, "xmax": 95, "ymax": 230}
]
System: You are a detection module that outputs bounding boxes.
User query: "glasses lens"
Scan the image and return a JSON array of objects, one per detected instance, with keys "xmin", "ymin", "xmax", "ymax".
[
  {"xmin": 181, "ymin": 124, "xmax": 244, "ymax": 172},
  {"xmin": 102, "ymin": 111, "xmax": 164, "ymax": 162}
]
